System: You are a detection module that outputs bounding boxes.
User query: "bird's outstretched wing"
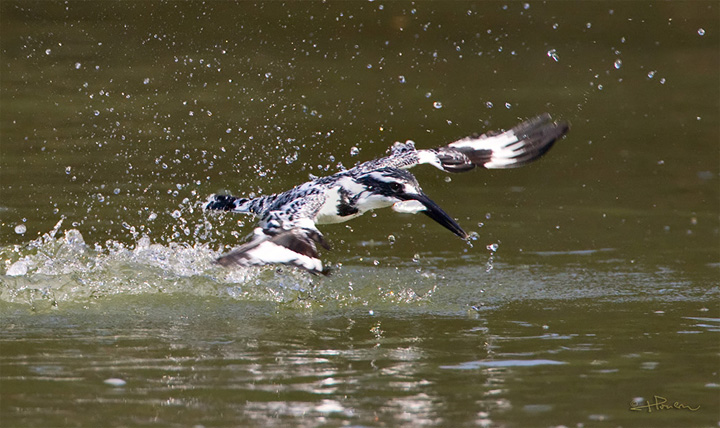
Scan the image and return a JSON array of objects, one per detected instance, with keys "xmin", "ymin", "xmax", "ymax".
[
  {"xmin": 431, "ymin": 113, "xmax": 569, "ymax": 171},
  {"xmin": 360, "ymin": 113, "xmax": 569, "ymax": 173},
  {"xmin": 215, "ymin": 227, "xmax": 332, "ymax": 275}
]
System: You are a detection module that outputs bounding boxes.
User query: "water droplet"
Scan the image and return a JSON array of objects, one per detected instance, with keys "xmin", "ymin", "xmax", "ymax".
[
  {"xmin": 387, "ymin": 234, "xmax": 395, "ymax": 243},
  {"xmin": 660, "ymin": 78, "xmax": 666, "ymax": 84},
  {"xmin": 552, "ymin": 23, "xmax": 559, "ymax": 30},
  {"xmin": 614, "ymin": 59, "xmax": 622, "ymax": 69},
  {"xmin": 171, "ymin": 210, "xmax": 182, "ymax": 219},
  {"xmin": 285, "ymin": 152, "xmax": 298, "ymax": 164},
  {"xmin": 698, "ymin": 28, "xmax": 705, "ymax": 36},
  {"xmin": 14, "ymin": 224, "xmax": 27, "ymax": 235},
  {"xmin": 74, "ymin": 62, "xmax": 81, "ymax": 69},
  {"xmin": 523, "ymin": 3, "xmax": 530, "ymax": 10},
  {"xmin": 487, "ymin": 243, "xmax": 499, "ymax": 252},
  {"xmin": 433, "ymin": 101, "xmax": 443, "ymax": 109},
  {"xmin": 143, "ymin": 77, "xmax": 150, "ymax": 85},
  {"xmin": 373, "ymin": 260, "xmax": 379, "ymax": 266},
  {"xmin": 444, "ymin": 176, "xmax": 452, "ymax": 183},
  {"xmin": 586, "ymin": 22, "xmax": 592, "ymax": 29},
  {"xmin": 547, "ymin": 49, "xmax": 559, "ymax": 62},
  {"xmin": 148, "ymin": 212, "xmax": 157, "ymax": 221},
  {"xmin": 505, "ymin": 102, "xmax": 512, "ymax": 109},
  {"xmin": 45, "ymin": 48, "xmax": 51, "ymax": 55},
  {"xmin": 647, "ymin": 70, "xmax": 656, "ymax": 79},
  {"xmin": 398, "ymin": 75, "xmax": 406, "ymax": 83},
  {"xmin": 350, "ymin": 146, "xmax": 360, "ymax": 156},
  {"xmin": 412, "ymin": 254, "xmax": 420, "ymax": 263},
  {"xmin": 485, "ymin": 101, "xmax": 493, "ymax": 109},
  {"xmin": 65, "ymin": 166, "xmax": 72, "ymax": 174}
]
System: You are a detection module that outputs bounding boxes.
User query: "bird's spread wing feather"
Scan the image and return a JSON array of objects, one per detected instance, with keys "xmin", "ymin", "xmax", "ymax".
[
  {"xmin": 360, "ymin": 113, "xmax": 568, "ymax": 173},
  {"xmin": 215, "ymin": 227, "xmax": 331, "ymax": 275},
  {"xmin": 435, "ymin": 113, "xmax": 569, "ymax": 171}
]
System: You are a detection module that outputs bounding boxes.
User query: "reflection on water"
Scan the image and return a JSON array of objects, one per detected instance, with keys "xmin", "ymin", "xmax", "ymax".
[
  {"xmin": 2, "ymin": 299, "xmax": 718, "ymax": 427},
  {"xmin": 440, "ymin": 359, "xmax": 566, "ymax": 369}
]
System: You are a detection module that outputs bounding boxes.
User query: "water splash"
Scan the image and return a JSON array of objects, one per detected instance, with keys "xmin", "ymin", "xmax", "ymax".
[
  {"xmin": 1, "ymin": 218, "xmax": 278, "ymax": 308},
  {"xmin": 1, "ymin": 221, "xmax": 447, "ymax": 311}
]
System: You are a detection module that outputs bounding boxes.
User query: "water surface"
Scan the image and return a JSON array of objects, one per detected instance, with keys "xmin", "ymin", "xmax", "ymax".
[{"xmin": 1, "ymin": 2, "xmax": 718, "ymax": 427}]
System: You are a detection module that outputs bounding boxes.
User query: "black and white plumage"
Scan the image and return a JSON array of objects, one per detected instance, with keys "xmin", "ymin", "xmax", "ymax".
[{"xmin": 204, "ymin": 113, "xmax": 569, "ymax": 274}]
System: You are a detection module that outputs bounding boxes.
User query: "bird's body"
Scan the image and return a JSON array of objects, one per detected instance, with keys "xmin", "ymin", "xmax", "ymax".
[{"xmin": 204, "ymin": 113, "xmax": 569, "ymax": 274}]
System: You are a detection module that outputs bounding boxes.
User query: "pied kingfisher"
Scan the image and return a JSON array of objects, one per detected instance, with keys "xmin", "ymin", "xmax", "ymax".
[{"xmin": 204, "ymin": 113, "xmax": 569, "ymax": 274}]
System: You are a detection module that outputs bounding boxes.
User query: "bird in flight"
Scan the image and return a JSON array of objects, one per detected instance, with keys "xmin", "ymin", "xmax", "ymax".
[{"xmin": 204, "ymin": 113, "xmax": 569, "ymax": 274}]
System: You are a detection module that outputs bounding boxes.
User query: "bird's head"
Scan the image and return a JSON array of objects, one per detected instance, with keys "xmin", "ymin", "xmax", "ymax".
[{"xmin": 356, "ymin": 168, "xmax": 468, "ymax": 239}]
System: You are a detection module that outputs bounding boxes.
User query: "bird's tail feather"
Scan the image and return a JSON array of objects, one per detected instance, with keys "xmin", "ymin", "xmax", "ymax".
[{"xmin": 203, "ymin": 194, "xmax": 250, "ymax": 212}]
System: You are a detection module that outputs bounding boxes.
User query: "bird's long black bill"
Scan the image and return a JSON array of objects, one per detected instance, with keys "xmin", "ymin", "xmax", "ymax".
[{"xmin": 410, "ymin": 193, "xmax": 468, "ymax": 239}]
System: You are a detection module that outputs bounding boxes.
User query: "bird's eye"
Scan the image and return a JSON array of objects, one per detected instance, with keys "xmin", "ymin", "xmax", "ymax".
[{"xmin": 390, "ymin": 182, "xmax": 403, "ymax": 192}]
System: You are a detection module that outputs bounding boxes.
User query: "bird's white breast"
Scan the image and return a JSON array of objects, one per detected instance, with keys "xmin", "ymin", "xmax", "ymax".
[
  {"xmin": 314, "ymin": 176, "xmax": 393, "ymax": 225},
  {"xmin": 314, "ymin": 187, "xmax": 347, "ymax": 224}
]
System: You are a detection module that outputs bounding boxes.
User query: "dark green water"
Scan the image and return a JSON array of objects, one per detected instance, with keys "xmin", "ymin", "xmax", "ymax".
[{"xmin": 1, "ymin": 2, "xmax": 718, "ymax": 427}]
